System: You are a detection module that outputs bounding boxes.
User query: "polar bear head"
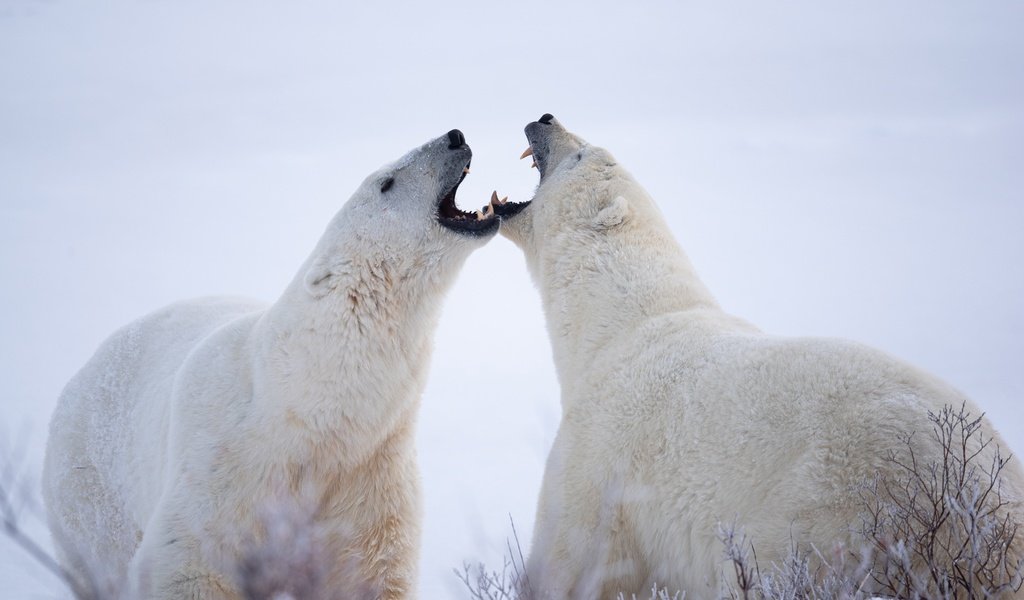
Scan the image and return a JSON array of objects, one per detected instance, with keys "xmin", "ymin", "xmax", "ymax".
[
  {"xmin": 300, "ymin": 129, "xmax": 498, "ymax": 302},
  {"xmin": 496, "ymin": 114, "xmax": 644, "ymax": 274}
]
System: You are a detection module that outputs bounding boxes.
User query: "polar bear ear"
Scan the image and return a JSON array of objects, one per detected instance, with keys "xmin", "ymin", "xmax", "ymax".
[
  {"xmin": 303, "ymin": 258, "xmax": 336, "ymax": 298},
  {"xmin": 593, "ymin": 195, "xmax": 630, "ymax": 230}
]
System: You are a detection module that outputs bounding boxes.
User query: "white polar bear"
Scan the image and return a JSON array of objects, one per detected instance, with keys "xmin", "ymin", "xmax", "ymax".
[
  {"xmin": 497, "ymin": 115, "xmax": 1024, "ymax": 599},
  {"xmin": 43, "ymin": 129, "xmax": 500, "ymax": 600}
]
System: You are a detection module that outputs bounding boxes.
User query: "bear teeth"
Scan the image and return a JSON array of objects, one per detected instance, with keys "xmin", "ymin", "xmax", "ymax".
[
  {"xmin": 520, "ymin": 146, "xmax": 533, "ymax": 159},
  {"xmin": 474, "ymin": 193, "xmax": 509, "ymax": 220},
  {"xmin": 475, "ymin": 204, "xmax": 494, "ymax": 221},
  {"xmin": 490, "ymin": 190, "xmax": 508, "ymax": 206}
]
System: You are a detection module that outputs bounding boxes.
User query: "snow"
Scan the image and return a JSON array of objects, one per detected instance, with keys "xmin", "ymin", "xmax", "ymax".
[{"xmin": 2, "ymin": 0, "xmax": 1022, "ymax": 597}]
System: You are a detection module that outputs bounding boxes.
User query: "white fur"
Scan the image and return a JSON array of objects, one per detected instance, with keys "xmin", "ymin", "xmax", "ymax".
[
  {"xmin": 500, "ymin": 118, "xmax": 1024, "ymax": 599},
  {"xmin": 42, "ymin": 134, "xmax": 490, "ymax": 599}
]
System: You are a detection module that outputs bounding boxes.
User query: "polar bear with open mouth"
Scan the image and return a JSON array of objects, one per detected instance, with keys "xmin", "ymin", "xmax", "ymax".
[
  {"xmin": 43, "ymin": 130, "xmax": 499, "ymax": 599},
  {"xmin": 497, "ymin": 114, "xmax": 1024, "ymax": 598}
]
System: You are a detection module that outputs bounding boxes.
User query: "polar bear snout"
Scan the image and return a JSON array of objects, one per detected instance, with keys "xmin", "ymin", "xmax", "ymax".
[
  {"xmin": 524, "ymin": 119, "xmax": 555, "ymax": 178},
  {"xmin": 494, "ymin": 113, "xmax": 584, "ymax": 238},
  {"xmin": 446, "ymin": 128, "xmax": 467, "ymax": 149},
  {"xmin": 523, "ymin": 113, "xmax": 583, "ymax": 183}
]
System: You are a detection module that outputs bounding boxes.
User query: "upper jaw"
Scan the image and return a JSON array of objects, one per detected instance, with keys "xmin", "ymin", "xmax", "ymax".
[
  {"xmin": 522, "ymin": 113, "xmax": 582, "ymax": 182},
  {"xmin": 523, "ymin": 114, "xmax": 556, "ymax": 180}
]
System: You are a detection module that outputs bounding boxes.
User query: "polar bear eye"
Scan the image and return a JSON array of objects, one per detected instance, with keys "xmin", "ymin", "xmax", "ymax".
[{"xmin": 380, "ymin": 177, "xmax": 395, "ymax": 193}]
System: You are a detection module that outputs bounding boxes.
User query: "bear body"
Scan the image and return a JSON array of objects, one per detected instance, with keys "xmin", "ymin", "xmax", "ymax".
[
  {"xmin": 500, "ymin": 116, "xmax": 1024, "ymax": 598},
  {"xmin": 43, "ymin": 130, "xmax": 495, "ymax": 599}
]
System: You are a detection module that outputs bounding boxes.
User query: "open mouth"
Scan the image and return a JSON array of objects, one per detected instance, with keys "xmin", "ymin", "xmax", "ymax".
[
  {"xmin": 488, "ymin": 143, "xmax": 536, "ymax": 220},
  {"xmin": 491, "ymin": 158, "xmax": 532, "ymax": 219},
  {"xmin": 491, "ymin": 114, "xmax": 560, "ymax": 220},
  {"xmin": 489, "ymin": 144, "xmax": 537, "ymax": 220},
  {"xmin": 436, "ymin": 160, "xmax": 501, "ymax": 236}
]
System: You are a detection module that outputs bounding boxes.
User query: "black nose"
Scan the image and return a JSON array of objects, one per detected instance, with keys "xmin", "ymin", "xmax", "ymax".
[
  {"xmin": 447, "ymin": 129, "xmax": 466, "ymax": 149},
  {"xmin": 538, "ymin": 113, "xmax": 554, "ymax": 125}
]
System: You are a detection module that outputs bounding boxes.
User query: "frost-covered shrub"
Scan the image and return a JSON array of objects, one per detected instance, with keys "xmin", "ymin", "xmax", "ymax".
[
  {"xmin": 459, "ymin": 404, "xmax": 1023, "ymax": 600},
  {"xmin": 718, "ymin": 403, "xmax": 1022, "ymax": 600}
]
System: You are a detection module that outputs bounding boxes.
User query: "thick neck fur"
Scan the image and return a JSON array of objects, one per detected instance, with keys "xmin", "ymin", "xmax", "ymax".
[
  {"xmin": 250, "ymin": 236, "xmax": 466, "ymax": 470},
  {"xmin": 525, "ymin": 167, "xmax": 722, "ymax": 389}
]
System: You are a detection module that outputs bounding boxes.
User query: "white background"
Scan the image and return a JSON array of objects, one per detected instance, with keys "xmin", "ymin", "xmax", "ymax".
[{"xmin": 2, "ymin": 1, "xmax": 1022, "ymax": 597}]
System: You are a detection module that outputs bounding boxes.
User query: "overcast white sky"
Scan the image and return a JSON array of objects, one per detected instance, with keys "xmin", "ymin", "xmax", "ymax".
[{"xmin": 2, "ymin": 1, "xmax": 1023, "ymax": 597}]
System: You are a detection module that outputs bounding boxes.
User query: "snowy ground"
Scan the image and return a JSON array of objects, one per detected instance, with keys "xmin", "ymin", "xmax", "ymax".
[{"xmin": 2, "ymin": 1, "xmax": 1022, "ymax": 597}]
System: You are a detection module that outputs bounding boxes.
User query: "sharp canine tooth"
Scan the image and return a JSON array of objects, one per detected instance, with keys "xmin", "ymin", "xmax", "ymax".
[
  {"xmin": 489, "ymin": 190, "xmax": 509, "ymax": 206},
  {"xmin": 476, "ymin": 210, "xmax": 485, "ymax": 220},
  {"xmin": 520, "ymin": 147, "xmax": 534, "ymax": 159},
  {"xmin": 531, "ymin": 161, "xmax": 537, "ymax": 169},
  {"xmin": 463, "ymin": 167, "xmax": 470, "ymax": 174}
]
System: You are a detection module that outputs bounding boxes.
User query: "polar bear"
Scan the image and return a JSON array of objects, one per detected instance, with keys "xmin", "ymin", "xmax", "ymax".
[
  {"xmin": 497, "ymin": 114, "xmax": 1024, "ymax": 599},
  {"xmin": 43, "ymin": 129, "xmax": 500, "ymax": 600}
]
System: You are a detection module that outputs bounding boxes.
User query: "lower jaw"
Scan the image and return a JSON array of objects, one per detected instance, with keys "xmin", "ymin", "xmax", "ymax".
[{"xmin": 437, "ymin": 218, "xmax": 500, "ymax": 237}]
